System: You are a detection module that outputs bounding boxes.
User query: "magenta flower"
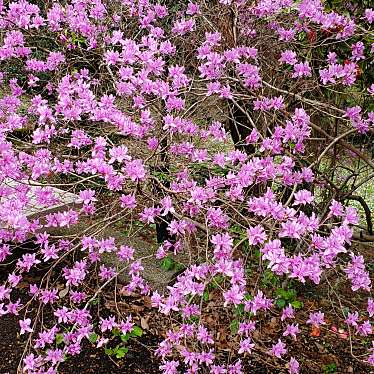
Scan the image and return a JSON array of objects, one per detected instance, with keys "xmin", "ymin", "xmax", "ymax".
[
  {"xmin": 100, "ymin": 316, "xmax": 117, "ymax": 332},
  {"xmin": 288, "ymin": 357, "xmax": 300, "ymax": 374},
  {"xmin": 283, "ymin": 323, "xmax": 300, "ymax": 340},
  {"xmin": 293, "ymin": 190, "xmax": 314, "ymax": 206},
  {"xmin": 345, "ymin": 311, "xmax": 359, "ymax": 327},
  {"xmin": 247, "ymin": 225, "xmax": 267, "ymax": 245},
  {"xmin": 365, "ymin": 8, "xmax": 374, "ymax": 23},
  {"xmin": 159, "ymin": 360, "xmax": 179, "ymax": 374},
  {"xmin": 23, "ymin": 353, "xmax": 37, "ymax": 372},
  {"xmin": 238, "ymin": 338, "xmax": 255, "ymax": 354},
  {"xmin": 271, "ymin": 339, "xmax": 287, "ymax": 358},
  {"xmin": 223, "ymin": 285, "xmax": 244, "ymax": 307},
  {"xmin": 19, "ymin": 318, "xmax": 33, "ymax": 335},
  {"xmin": 306, "ymin": 311, "xmax": 325, "ymax": 327},
  {"xmin": 367, "ymin": 298, "xmax": 374, "ymax": 317},
  {"xmin": 356, "ymin": 321, "xmax": 372, "ymax": 336},
  {"xmin": 281, "ymin": 305, "xmax": 295, "ymax": 321},
  {"xmin": 125, "ymin": 159, "xmax": 146, "ymax": 181}
]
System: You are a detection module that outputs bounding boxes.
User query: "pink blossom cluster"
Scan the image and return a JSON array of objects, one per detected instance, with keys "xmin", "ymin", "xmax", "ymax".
[{"xmin": 0, "ymin": 0, "xmax": 372, "ymax": 373}]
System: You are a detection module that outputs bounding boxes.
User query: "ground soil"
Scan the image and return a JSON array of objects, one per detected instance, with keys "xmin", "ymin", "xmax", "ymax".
[
  {"xmin": 0, "ymin": 311, "xmax": 160, "ymax": 374},
  {"xmin": 0, "ymin": 231, "xmax": 373, "ymax": 374}
]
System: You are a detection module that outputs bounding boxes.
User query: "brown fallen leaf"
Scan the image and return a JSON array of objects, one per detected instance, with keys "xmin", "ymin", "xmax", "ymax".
[
  {"xmin": 310, "ymin": 325, "xmax": 320, "ymax": 337},
  {"xmin": 59, "ymin": 287, "xmax": 69, "ymax": 298},
  {"xmin": 142, "ymin": 296, "xmax": 153, "ymax": 308},
  {"xmin": 119, "ymin": 287, "xmax": 138, "ymax": 297},
  {"xmin": 141, "ymin": 316, "xmax": 150, "ymax": 330}
]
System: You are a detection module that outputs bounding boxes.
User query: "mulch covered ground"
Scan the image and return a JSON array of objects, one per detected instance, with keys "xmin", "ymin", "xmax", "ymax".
[{"xmin": 0, "ymin": 241, "xmax": 373, "ymax": 373}]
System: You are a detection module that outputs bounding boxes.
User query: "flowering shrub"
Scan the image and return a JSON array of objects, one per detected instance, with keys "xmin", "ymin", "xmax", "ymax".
[{"xmin": 0, "ymin": 0, "xmax": 373, "ymax": 373}]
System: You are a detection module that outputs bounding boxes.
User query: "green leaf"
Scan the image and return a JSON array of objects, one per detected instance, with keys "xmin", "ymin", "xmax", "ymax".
[
  {"xmin": 203, "ymin": 290, "xmax": 209, "ymax": 302},
  {"xmin": 298, "ymin": 31, "xmax": 306, "ymax": 41},
  {"xmin": 291, "ymin": 300, "xmax": 303, "ymax": 309},
  {"xmin": 342, "ymin": 307, "xmax": 350, "ymax": 318},
  {"xmin": 175, "ymin": 263, "xmax": 185, "ymax": 272},
  {"xmin": 131, "ymin": 326, "xmax": 143, "ymax": 337},
  {"xmin": 161, "ymin": 257, "xmax": 174, "ymax": 271},
  {"xmin": 115, "ymin": 347, "xmax": 128, "ymax": 359},
  {"xmin": 90, "ymin": 298, "xmax": 99, "ymax": 305},
  {"xmin": 276, "ymin": 288, "xmax": 296, "ymax": 301},
  {"xmin": 88, "ymin": 333, "xmax": 98, "ymax": 343},
  {"xmin": 112, "ymin": 328, "xmax": 121, "ymax": 336},
  {"xmin": 276, "ymin": 298, "xmax": 286, "ymax": 308},
  {"xmin": 235, "ymin": 303, "xmax": 245, "ymax": 316},
  {"xmin": 55, "ymin": 333, "xmax": 64, "ymax": 345},
  {"xmin": 230, "ymin": 319, "xmax": 239, "ymax": 334},
  {"xmin": 105, "ymin": 348, "xmax": 113, "ymax": 356},
  {"xmin": 244, "ymin": 293, "xmax": 253, "ymax": 301},
  {"xmin": 120, "ymin": 333, "xmax": 131, "ymax": 342},
  {"xmin": 323, "ymin": 363, "xmax": 337, "ymax": 374}
]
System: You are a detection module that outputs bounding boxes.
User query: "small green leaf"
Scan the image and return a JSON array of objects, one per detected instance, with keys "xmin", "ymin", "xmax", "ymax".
[
  {"xmin": 91, "ymin": 298, "xmax": 99, "ymax": 305},
  {"xmin": 244, "ymin": 293, "xmax": 253, "ymax": 301},
  {"xmin": 235, "ymin": 303, "xmax": 245, "ymax": 316},
  {"xmin": 131, "ymin": 326, "xmax": 143, "ymax": 337},
  {"xmin": 112, "ymin": 328, "xmax": 121, "ymax": 336},
  {"xmin": 88, "ymin": 333, "xmax": 98, "ymax": 343},
  {"xmin": 203, "ymin": 290, "xmax": 209, "ymax": 302},
  {"xmin": 105, "ymin": 348, "xmax": 113, "ymax": 356},
  {"xmin": 276, "ymin": 298, "xmax": 286, "ymax": 308},
  {"xmin": 298, "ymin": 31, "xmax": 306, "ymax": 41},
  {"xmin": 342, "ymin": 307, "xmax": 350, "ymax": 318},
  {"xmin": 161, "ymin": 257, "xmax": 174, "ymax": 271},
  {"xmin": 120, "ymin": 333, "xmax": 131, "ymax": 342},
  {"xmin": 291, "ymin": 300, "xmax": 303, "ymax": 309},
  {"xmin": 55, "ymin": 334, "xmax": 64, "ymax": 345},
  {"xmin": 230, "ymin": 319, "xmax": 239, "ymax": 334},
  {"xmin": 115, "ymin": 347, "xmax": 128, "ymax": 359}
]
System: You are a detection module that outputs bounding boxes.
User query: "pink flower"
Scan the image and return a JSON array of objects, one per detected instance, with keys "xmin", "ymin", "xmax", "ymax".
[
  {"xmin": 279, "ymin": 50, "xmax": 297, "ymax": 65},
  {"xmin": 223, "ymin": 285, "xmax": 244, "ymax": 307},
  {"xmin": 283, "ymin": 323, "xmax": 300, "ymax": 340},
  {"xmin": 125, "ymin": 159, "xmax": 146, "ymax": 181},
  {"xmin": 368, "ymin": 298, "xmax": 374, "ymax": 317},
  {"xmin": 109, "ymin": 145, "xmax": 130, "ymax": 164},
  {"xmin": 288, "ymin": 357, "xmax": 300, "ymax": 374},
  {"xmin": 306, "ymin": 311, "xmax": 325, "ymax": 327},
  {"xmin": 356, "ymin": 321, "xmax": 372, "ymax": 336},
  {"xmin": 39, "ymin": 289, "xmax": 59, "ymax": 304},
  {"xmin": 345, "ymin": 311, "xmax": 359, "ymax": 327},
  {"xmin": 365, "ymin": 9, "xmax": 374, "ymax": 23},
  {"xmin": 293, "ymin": 190, "xmax": 313, "ymax": 205},
  {"xmin": 19, "ymin": 318, "xmax": 33, "ymax": 335},
  {"xmin": 344, "ymin": 254, "xmax": 371, "ymax": 291},
  {"xmin": 159, "ymin": 360, "xmax": 179, "ymax": 374},
  {"xmin": 281, "ymin": 305, "xmax": 295, "ymax": 321},
  {"xmin": 292, "ymin": 61, "xmax": 312, "ymax": 78},
  {"xmin": 100, "ymin": 316, "xmax": 117, "ymax": 332},
  {"xmin": 271, "ymin": 339, "xmax": 287, "ymax": 358},
  {"xmin": 23, "ymin": 354, "xmax": 37, "ymax": 372},
  {"xmin": 247, "ymin": 225, "xmax": 267, "ymax": 245},
  {"xmin": 238, "ymin": 338, "xmax": 255, "ymax": 354},
  {"xmin": 120, "ymin": 194, "xmax": 137, "ymax": 209},
  {"xmin": 78, "ymin": 189, "xmax": 97, "ymax": 205},
  {"xmin": 197, "ymin": 325, "xmax": 214, "ymax": 344}
]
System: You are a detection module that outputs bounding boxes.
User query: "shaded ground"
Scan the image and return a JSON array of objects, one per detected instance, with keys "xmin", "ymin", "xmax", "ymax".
[
  {"xmin": 0, "ymin": 313, "xmax": 160, "ymax": 374},
  {"xmin": 0, "ymin": 230, "xmax": 373, "ymax": 374},
  {"xmin": 0, "ymin": 275, "xmax": 161, "ymax": 374}
]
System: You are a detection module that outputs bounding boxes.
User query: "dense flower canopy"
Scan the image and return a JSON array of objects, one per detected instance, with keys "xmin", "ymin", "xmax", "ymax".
[{"xmin": 0, "ymin": 0, "xmax": 373, "ymax": 373}]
